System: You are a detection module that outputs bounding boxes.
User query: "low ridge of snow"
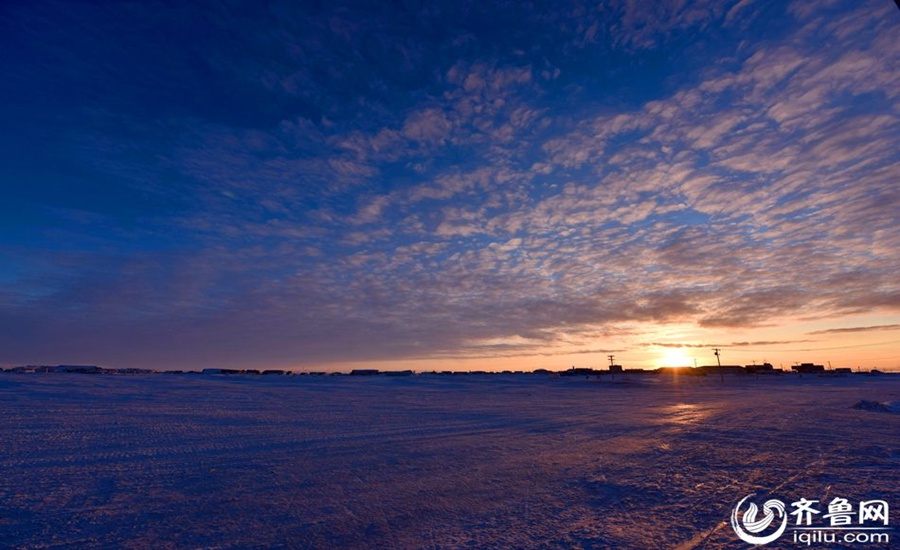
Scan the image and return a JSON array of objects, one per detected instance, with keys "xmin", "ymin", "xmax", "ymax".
[{"xmin": 853, "ymin": 399, "xmax": 900, "ymax": 413}]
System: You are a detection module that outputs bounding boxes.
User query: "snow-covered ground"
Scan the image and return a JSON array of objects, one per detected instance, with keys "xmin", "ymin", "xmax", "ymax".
[{"xmin": 1, "ymin": 373, "xmax": 897, "ymax": 549}]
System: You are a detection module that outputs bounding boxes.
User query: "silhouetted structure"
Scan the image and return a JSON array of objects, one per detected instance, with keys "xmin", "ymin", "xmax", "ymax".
[
  {"xmin": 560, "ymin": 367, "xmax": 602, "ymax": 377},
  {"xmin": 659, "ymin": 366, "xmax": 706, "ymax": 376},
  {"xmin": 697, "ymin": 365, "xmax": 746, "ymax": 375},
  {"xmin": 792, "ymin": 363, "xmax": 825, "ymax": 374},
  {"xmin": 745, "ymin": 362, "xmax": 775, "ymax": 374}
]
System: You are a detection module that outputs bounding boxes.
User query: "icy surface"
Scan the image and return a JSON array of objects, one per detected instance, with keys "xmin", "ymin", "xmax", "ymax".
[{"xmin": 1, "ymin": 373, "xmax": 898, "ymax": 548}]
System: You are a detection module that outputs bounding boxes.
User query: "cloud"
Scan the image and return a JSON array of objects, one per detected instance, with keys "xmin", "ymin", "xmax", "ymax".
[
  {"xmin": 401, "ymin": 108, "xmax": 453, "ymax": 145},
  {"xmin": 646, "ymin": 340, "xmax": 813, "ymax": 349},
  {"xmin": 350, "ymin": 195, "xmax": 392, "ymax": 225},
  {"xmin": 2, "ymin": 0, "xmax": 897, "ymax": 370},
  {"xmin": 609, "ymin": 0, "xmax": 727, "ymax": 50},
  {"xmin": 808, "ymin": 325, "xmax": 900, "ymax": 335}
]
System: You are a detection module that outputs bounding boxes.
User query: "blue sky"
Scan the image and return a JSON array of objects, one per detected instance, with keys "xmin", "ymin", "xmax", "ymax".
[{"xmin": 2, "ymin": 0, "xmax": 898, "ymax": 371}]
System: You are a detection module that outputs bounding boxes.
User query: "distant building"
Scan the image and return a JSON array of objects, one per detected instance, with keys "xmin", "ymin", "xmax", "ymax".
[
  {"xmin": 350, "ymin": 369, "xmax": 380, "ymax": 376},
  {"xmin": 11, "ymin": 365, "xmax": 102, "ymax": 374},
  {"xmin": 560, "ymin": 367, "xmax": 601, "ymax": 377},
  {"xmin": 745, "ymin": 362, "xmax": 775, "ymax": 374},
  {"xmin": 792, "ymin": 363, "xmax": 825, "ymax": 374},
  {"xmin": 59, "ymin": 365, "xmax": 103, "ymax": 374},
  {"xmin": 659, "ymin": 366, "xmax": 706, "ymax": 376},
  {"xmin": 609, "ymin": 364, "xmax": 623, "ymax": 374},
  {"xmin": 108, "ymin": 368, "xmax": 153, "ymax": 375},
  {"xmin": 10, "ymin": 366, "xmax": 37, "ymax": 374},
  {"xmin": 696, "ymin": 365, "xmax": 746, "ymax": 375}
]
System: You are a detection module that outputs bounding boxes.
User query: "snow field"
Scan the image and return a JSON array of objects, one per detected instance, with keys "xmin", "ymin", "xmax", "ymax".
[{"xmin": 0, "ymin": 373, "xmax": 897, "ymax": 549}]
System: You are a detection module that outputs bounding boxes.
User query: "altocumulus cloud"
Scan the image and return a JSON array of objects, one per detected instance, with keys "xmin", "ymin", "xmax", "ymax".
[{"xmin": 0, "ymin": 0, "xmax": 897, "ymax": 369}]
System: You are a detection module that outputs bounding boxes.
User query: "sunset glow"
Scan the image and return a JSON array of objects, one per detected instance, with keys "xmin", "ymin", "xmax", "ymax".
[
  {"xmin": 1, "ymin": 0, "xmax": 898, "ymax": 372},
  {"xmin": 659, "ymin": 348, "xmax": 694, "ymax": 369}
]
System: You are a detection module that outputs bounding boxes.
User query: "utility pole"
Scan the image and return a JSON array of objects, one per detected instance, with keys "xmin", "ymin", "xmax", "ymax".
[
  {"xmin": 713, "ymin": 348, "xmax": 724, "ymax": 383},
  {"xmin": 608, "ymin": 355, "xmax": 615, "ymax": 368}
]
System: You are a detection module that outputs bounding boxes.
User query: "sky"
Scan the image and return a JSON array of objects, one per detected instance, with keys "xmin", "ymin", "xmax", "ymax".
[{"xmin": 1, "ymin": 0, "xmax": 898, "ymax": 372}]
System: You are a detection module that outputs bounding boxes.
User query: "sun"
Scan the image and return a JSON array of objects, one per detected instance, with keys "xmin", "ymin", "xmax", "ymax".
[{"xmin": 659, "ymin": 348, "xmax": 694, "ymax": 368}]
